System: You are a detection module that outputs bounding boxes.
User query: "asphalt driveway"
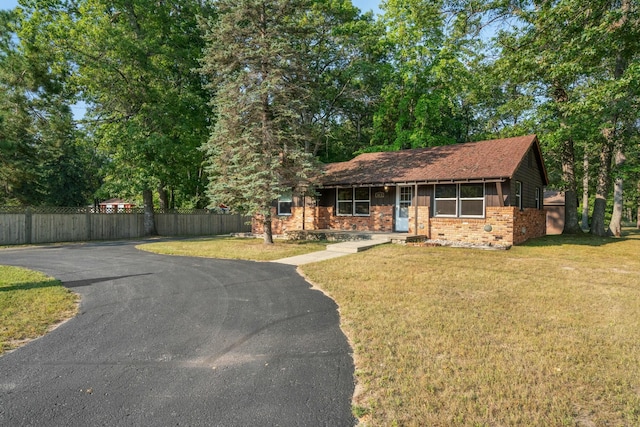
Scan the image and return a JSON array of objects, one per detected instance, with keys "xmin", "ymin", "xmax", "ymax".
[{"xmin": 0, "ymin": 241, "xmax": 355, "ymax": 426}]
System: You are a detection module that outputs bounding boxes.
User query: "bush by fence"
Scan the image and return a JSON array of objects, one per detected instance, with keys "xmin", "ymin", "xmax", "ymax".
[{"xmin": 0, "ymin": 207, "xmax": 252, "ymax": 245}]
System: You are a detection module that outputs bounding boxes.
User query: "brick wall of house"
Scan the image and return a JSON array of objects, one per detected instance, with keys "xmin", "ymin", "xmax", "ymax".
[
  {"xmin": 408, "ymin": 206, "xmax": 431, "ymax": 236},
  {"xmin": 512, "ymin": 207, "xmax": 547, "ymax": 245},
  {"xmin": 304, "ymin": 206, "xmax": 332, "ymax": 230},
  {"xmin": 409, "ymin": 206, "xmax": 546, "ymax": 246},
  {"xmin": 252, "ymin": 205, "xmax": 395, "ymax": 234},
  {"xmin": 323, "ymin": 205, "xmax": 394, "ymax": 232},
  {"xmin": 254, "ymin": 204, "xmax": 546, "ymax": 245},
  {"xmin": 252, "ymin": 207, "xmax": 304, "ymax": 235}
]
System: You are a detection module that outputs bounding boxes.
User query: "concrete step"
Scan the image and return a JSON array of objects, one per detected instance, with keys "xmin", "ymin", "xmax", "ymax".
[{"xmin": 325, "ymin": 238, "xmax": 390, "ymax": 254}]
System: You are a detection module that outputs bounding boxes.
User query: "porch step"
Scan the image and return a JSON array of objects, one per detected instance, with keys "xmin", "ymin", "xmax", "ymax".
[{"xmin": 325, "ymin": 238, "xmax": 390, "ymax": 254}]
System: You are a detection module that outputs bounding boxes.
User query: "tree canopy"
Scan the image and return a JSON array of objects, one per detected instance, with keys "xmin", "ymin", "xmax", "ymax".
[{"xmin": 0, "ymin": 0, "xmax": 637, "ymax": 236}]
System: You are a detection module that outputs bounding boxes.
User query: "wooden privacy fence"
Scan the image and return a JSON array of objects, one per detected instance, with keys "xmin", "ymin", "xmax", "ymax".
[{"xmin": 0, "ymin": 207, "xmax": 252, "ymax": 245}]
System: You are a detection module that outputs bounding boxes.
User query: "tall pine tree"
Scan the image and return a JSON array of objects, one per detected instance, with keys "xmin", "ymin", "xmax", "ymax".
[{"xmin": 200, "ymin": 0, "xmax": 316, "ymax": 244}]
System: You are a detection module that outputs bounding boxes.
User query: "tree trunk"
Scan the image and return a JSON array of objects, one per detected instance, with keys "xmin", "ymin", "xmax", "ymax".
[
  {"xmin": 581, "ymin": 151, "xmax": 590, "ymax": 230},
  {"xmin": 263, "ymin": 211, "xmax": 274, "ymax": 244},
  {"xmin": 608, "ymin": 146, "xmax": 625, "ymax": 237},
  {"xmin": 592, "ymin": 29, "xmax": 627, "ymax": 236},
  {"xmin": 143, "ymin": 188, "xmax": 157, "ymax": 236},
  {"xmin": 158, "ymin": 183, "xmax": 169, "ymax": 210},
  {"xmin": 561, "ymin": 136, "xmax": 581, "ymax": 233},
  {"xmin": 590, "ymin": 129, "xmax": 614, "ymax": 237}
]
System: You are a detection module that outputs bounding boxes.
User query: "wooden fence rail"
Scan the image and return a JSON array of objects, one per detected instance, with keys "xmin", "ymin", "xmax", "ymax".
[{"xmin": 0, "ymin": 207, "xmax": 252, "ymax": 245}]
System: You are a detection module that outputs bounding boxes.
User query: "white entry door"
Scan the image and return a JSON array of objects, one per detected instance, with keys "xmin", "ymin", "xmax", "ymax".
[{"xmin": 395, "ymin": 186, "xmax": 413, "ymax": 232}]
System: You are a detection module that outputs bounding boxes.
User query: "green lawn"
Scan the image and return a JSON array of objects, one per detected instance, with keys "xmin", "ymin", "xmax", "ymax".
[
  {"xmin": 137, "ymin": 236, "xmax": 328, "ymax": 261},
  {"xmin": 0, "ymin": 265, "xmax": 79, "ymax": 355}
]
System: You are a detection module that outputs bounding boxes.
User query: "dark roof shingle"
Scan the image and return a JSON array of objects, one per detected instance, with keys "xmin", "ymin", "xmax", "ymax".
[{"xmin": 321, "ymin": 134, "xmax": 546, "ymax": 186}]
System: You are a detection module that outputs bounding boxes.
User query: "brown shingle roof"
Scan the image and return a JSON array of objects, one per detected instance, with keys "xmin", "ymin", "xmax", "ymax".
[{"xmin": 321, "ymin": 134, "xmax": 547, "ymax": 186}]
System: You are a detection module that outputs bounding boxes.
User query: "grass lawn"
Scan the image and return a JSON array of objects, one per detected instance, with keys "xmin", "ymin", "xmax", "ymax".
[
  {"xmin": 137, "ymin": 236, "xmax": 328, "ymax": 261},
  {"xmin": 0, "ymin": 265, "xmax": 79, "ymax": 355},
  {"xmin": 301, "ymin": 231, "xmax": 640, "ymax": 426}
]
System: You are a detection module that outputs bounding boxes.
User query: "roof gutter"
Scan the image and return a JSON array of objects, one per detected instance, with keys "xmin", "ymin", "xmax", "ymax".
[{"xmin": 319, "ymin": 177, "xmax": 509, "ymax": 189}]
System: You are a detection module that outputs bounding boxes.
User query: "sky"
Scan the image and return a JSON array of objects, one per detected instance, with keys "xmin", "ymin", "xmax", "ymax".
[
  {"xmin": 352, "ymin": 0, "xmax": 382, "ymax": 15},
  {"xmin": 2, "ymin": 0, "xmax": 382, "ymax": 13},
  {"xmin": 0, "ymin": 0, "xmax": 18, "ymax": 10}
]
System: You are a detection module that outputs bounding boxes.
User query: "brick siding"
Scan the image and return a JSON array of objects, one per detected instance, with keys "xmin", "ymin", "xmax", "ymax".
[
  {"xmin": 408, "ymin": 206, "xmax": 546, "ymax": 246},
  {"xmin": 253, "ymin": 205, "xmax": 546, "ymax": 246}
]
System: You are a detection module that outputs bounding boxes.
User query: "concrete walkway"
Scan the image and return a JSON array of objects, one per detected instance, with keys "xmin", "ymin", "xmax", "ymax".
[{"xmin": 273, "ymin": 237, "xmax": 391, "ymax": 266}]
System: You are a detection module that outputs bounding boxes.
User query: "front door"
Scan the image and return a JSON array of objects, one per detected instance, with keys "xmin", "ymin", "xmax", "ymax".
[{"xmin": 395, "ymin": 186, "xmax": 413, "ymax": 232}]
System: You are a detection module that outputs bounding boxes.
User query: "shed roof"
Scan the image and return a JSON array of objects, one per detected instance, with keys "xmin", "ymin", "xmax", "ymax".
[
  {"xmin": 321, "ymin": 134, "xmax": 548, "ymax": 187},
  {"xmin": 99, "ymin": 198, "xmax": 134, "ymax": 205},
  {"xmin": 544, "ymin": 190, "xmax": 565, "ymax": 206}
]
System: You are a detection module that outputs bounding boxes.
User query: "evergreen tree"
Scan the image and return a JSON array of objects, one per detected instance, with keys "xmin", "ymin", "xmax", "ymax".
[{"xmin": 200, "ymin": 0, "xmax": 316, "ymax": 244}]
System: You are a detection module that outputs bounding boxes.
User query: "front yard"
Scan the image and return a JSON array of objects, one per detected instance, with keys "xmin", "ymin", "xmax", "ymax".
[{"xmin": 301, "ymin": 231, "xmax": 640, "ymax": 425}]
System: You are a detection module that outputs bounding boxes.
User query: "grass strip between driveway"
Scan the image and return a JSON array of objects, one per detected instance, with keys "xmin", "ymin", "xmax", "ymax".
[
  {"xmin": 0, "ymin": 266, "xmax": 79, "ymax": 355},
  {"xmin": 137, "ymin": 236, "xmax": 327, "ymax": 261}
]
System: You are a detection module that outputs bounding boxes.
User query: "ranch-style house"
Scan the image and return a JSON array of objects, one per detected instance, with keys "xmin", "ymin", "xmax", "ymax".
[{"xmin": 253, "ymin": 134, "xmax": 549, "ymax": 246}]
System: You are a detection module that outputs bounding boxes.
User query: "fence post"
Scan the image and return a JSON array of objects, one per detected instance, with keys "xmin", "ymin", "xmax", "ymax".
[{"xmin": 25, "ymin": 207, "xmax": 32, "ymax": 244}]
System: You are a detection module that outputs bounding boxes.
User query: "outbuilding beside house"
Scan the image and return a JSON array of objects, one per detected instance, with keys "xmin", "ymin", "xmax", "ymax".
[
  {"xmin": 544, "ymin": 190, "xmax": 565, "ymax": 235},
  {"xmin": 254, "ymin": 134, "xmax": 549, "ymax": 246},
  {"xmin": 97, "ymin": 198, "xmax": 136, "ymax": 213}
]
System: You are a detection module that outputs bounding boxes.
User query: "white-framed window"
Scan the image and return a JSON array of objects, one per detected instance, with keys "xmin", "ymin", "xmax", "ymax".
[
  {"xmin": 354, "ymin": 187, "xmax": 370, "ymax": 216},
  {"xmin": 535, "ymin": 187, "xmax": 541, "ymax": 209},
  {"xmin": 435, "ymin": 183, "xmax": 486, "ymax": 218},
  {"xmin": 515, "ymin": 181, "xmax": 523, "ymax": 210},
  {"xmin": 337, "ymin": 188, "xmax": 354, "ymax": 215},
  {"xmin": 277, "ymin": 192, "xmax": 292, "ymax": 216},
  {"xmin": 459, "ymin": 183, "xmax": 485, "ymax": 217},
  {"xmin": 336, "ymin": 187, "xmax": 370, "ymax": 216},
  {"xmin": 435, "ymin": 184, "xmax": 457, "ymax": 216}
]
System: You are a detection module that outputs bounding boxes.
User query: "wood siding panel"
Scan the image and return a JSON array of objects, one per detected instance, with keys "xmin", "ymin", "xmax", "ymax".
[{"xmin": 511, "ymin": 148, "xmax": 546, "ymax": 210}]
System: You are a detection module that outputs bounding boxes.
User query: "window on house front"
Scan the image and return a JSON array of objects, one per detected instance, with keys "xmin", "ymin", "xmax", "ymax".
[
  {"xmin": 435, "ymin": 184, "xmax": 457, "ymax": 216},
  {"xmin": 337, "ymin": 187, "xmax": 371, "ymax": 216},
  {"xmin": 535, "ymin": 187, "xmax": 541, "ymax": 209},
  {"xmin": 337, "ymin": 188, "xmax": 353, "ymax": 215},
  {"xmin": 459, "ymin": 183, "xmax": 485, "ymax": 217},
  {"xmin": 435, "ymin": 183, "xmax": 486, "ymax": 217},
  {"xmin": 278, "ymin": 192, "xmax": 292, "ymax": 216},
  {"xmin": 515, "ymin": 181, "xmax": 523, "ymax": 210},
  {"xmin": 354, "ymin": 187, "xmax": 371, "ymax": 216}
]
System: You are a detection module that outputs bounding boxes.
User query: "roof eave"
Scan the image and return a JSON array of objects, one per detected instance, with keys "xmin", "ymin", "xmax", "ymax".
[{"xmin": 319, "ymin": 177, "xmax": 510, "ymax": 188}]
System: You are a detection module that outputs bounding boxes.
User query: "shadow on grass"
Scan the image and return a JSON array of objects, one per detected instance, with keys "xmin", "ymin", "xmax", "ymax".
[
  {"xmin": 0, "ymin": 273, "xmax": 152, "ymax": 292},
  {"xmin": 0, "ymin": 279, "xmax": 62, "ymax": 293},
  {"xmin": 524, "ymin": 228, "xmax": 640, "ymax": 248}
]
